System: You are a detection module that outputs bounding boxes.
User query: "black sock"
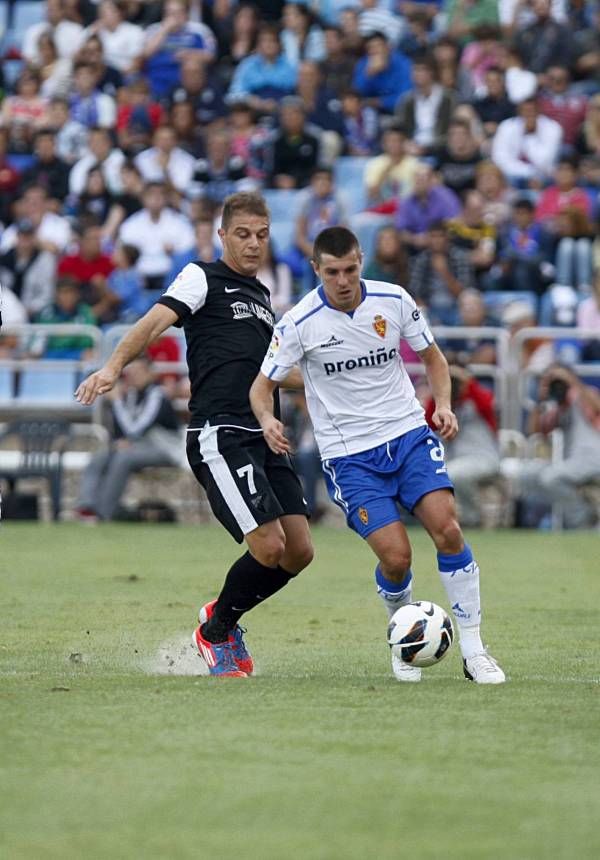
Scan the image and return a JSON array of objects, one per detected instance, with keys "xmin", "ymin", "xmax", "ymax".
[{"xmin": 201, "ymin": 552, "xmax": 295, "ymax": 643}]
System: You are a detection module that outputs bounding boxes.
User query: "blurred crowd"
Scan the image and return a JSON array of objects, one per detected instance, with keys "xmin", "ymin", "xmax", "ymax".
[{"xmin": 0, "ymin": 0, "xmax": 599, "ymax": 526}]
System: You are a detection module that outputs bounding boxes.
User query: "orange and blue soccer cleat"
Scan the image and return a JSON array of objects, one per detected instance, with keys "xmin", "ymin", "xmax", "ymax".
[
  {"xmin": 198, "ymin": 600, "xmax": 254, "ymax": 676},
  {"xmin": 192, "ymin": 624, "xmax": 247, "ymax": 677}
]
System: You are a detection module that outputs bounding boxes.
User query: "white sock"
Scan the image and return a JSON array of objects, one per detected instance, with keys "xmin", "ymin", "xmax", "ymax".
[
  {"xmin": 437, "ymin": 545, "xmax": 484, "ymax": 659},
  {"xmin": 375, "ymin": 566, "xmax": 413, "ymax": 620}
]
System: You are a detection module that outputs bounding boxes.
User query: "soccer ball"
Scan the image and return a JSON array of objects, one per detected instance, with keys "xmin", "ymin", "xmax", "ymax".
[{"xmin": 387, "ymin": 602, "xmax": 454, "ymax": 668}]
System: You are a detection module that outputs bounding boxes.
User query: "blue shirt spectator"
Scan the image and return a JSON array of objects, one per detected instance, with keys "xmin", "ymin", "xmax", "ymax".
[
  {"xmin": 352, "ymin": 33, "xmax": 412, "ymax": 113},
  {"xmin": 228, "ymin": 25, "xmax": 297, "ymax": 111},
  {"xmin": 396, "ymin": 163, "xmax": 462, "ymax": 251},
  {"xmin": 108, "ymin": 245, "xmax": 151, "ymax": 322}
]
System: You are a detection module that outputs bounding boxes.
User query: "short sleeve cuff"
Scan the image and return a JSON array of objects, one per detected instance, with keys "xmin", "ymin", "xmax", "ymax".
[
  {"xmin": 260, "ymin": 361, "xmax": 292, "ymax": 382},
  {"xmin": 157, "ymin": 295, "xmax": 190, "ymax": 325}
]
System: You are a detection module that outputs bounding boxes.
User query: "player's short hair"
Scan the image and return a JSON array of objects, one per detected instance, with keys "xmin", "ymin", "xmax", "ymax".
[
  {"xmin": 312, "ymin": 227, "xmax": 360, "ymax": 263},
  {"xmin": 221, "ymin": 192, "xmax": 270, "ymax": 229}
]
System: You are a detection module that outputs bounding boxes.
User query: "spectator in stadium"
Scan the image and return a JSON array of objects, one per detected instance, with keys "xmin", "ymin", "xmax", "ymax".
[
  {"xmin": 281, "ymin": 2, "xmax": 326, "ymax": 66},
  {"xmin": 0, "ymin": 185, "xmax": 71, "ymax": 256},
  {"xmin": 21, "ymin": 129, "xmax": 70, "ymax": 206},
  {"xmin": 74, "ymin": 167, "xmax": 114, "ymax": 224},
  {"xmin": 296, "ymin": 61, "xmax": 345, "ymax": 142},
  {"xmin": 101, "ymin": 160, "xmax": 145, "ymax": 243},
  {"xmin": 395, "ymin": 53, "xmax": 456, "ymax": 156},
  {"xmin": 491, "ymin": 197, "xmax": 553, "ymax": 295},
  {"xmin": 572, "ymin": 2, "xmax": 600, "ymax": 93},
  {"xmin": 425, "ymin": 364, "xmax": 500, "ymax": 527},
  {"xmin": 362, "ymin": 225, "xmax": 409, "ymax": 286},
  {"xmin": 228, "ymin": 23, "xmax": 297, "ymax": 114},
  {"xmin": 446, "ymin": 0, "xmax": 500, "ymax": 40},
  {"xmin": 577, "ymin": 269, "xmax": 600, "ymax": 361},
  {"xmin": 295, "ymin": 166, "xmax": 349, "ymax": 293},
  {"xmin": 513, "ymin": 0, "xmax": 573, "ymax": 77},
  {"xmin": 47, "ymin": 97, "xmax": 89, "ymax": 165},
  {"xmin": 491, "ymin": 97, "xmax": 562, "ymax": 187},
  {"xmin": 75, "ymin": 356, "xmax": 181, "ymax": 523},
  {"xmin": 320, "ymin": 26, "xmax": 356, "ymax": 96},
  {"xmin": 78, "ymin": 34, "xmax": 123, "ymax": 99},
  {"xmin": 168, "ymin": 100, "xmax": 204, "ymax": 158},
  {"xmin": 459, "ymin": 25, "xmax": 504, "ymax": 94},
  {"xmin": 118, "ymin": 182, "xmax": 194, "ymax": 290},
  {"xmin": 134, "ymin": 124, "xmax": 196, "ymax": 199},
  {"xmin": 473, "ymin": 66, "xmax": 515, "ymax": 142},
  {"xmin": 83, "ymin": 0, "xmax": 145, "ymax": 75},
  {"xmin": 447, "ymin": 190, "xmax": 497, "ymax": 288},
  {"xmin": 432, "ymin": 118, "xmax": 483, "ymax": 196},
  {"xmin": 431, "ymin": 34, "xmax": 469, "ymax": 96},
  {"xmin": 535, "ymin": 157, "xmax": 592, "ymax": 228},
  {"xmin": 1, "ymin": 69, "xmax": 50, "ymax": 154},
  {"xmin": 164, "ymin": 215, "xmax": 220, "ymax": 287},
  {"xmin": 142, "ymin": 0, "xmax": 217, "ymax": 98},
  {"xmin": 397, "ymin": 10, "xmax": 432, "ymax": 59},
  {"xmin": 69, "ymin": 126, "xmax": 125, "ymax": 198},
  {"xmin": 575, "ymin": 94, "xmax": 600, "ymax": 158},
  {"xmin": 395, "ymin": 163, "xmax": 462, "ymax": 254},
  {"xmin": 0, "ymin": 129, "xmax": 20, "ymax": 224},
  {"xmin": 501, "ymin": 300, "xmax": 554, "ymax": 371},
  {"xmin": 257, "ymin": 241, "xmax": 294, "ymax": 319},
  {"xmin": 189, "ymin": 126, "xmax": 250, "ymax": 202},
  {"xmin": 168, "ymin": 55, "xmax": 226, "ymax": 127},
  {"xmin": 537, "ymin": 66, "xmax": 587, "ymax": 149},
  {"xmin": 30, "ymin": 276, "xmax": 96, "ymax": 359},
  {"xmin": 34, "ymin": 32, "xmax": 73, "ymax": 100},
  {"xmin": 364, "ymin": 123, "xmax": 419, "ymax": 211},
  {"xmin": 338, "ymin": 7, "xmax": 366, "ymax": 59},
  {"xmin": 352, "ymin": 32, "xmax": 413, "ymax": 114},
  {"xmin": 215, "ymin": 3, "xmax": 260, "ymax": 79},
  {"xmin": 108, "ymin": 244, "xmax": 150, "ymax": 322},
  {"xmin": 22, "ymin": 0, "xmax": 84, "ymax": 64},
  {"xmin": 339, "ymin": 90, "xmax": 380, "ymax": 157},
  {"xmin": 58, "ymin": 219, "xmax": 119, "ymax": 325},
  {"xmin": 517, "ymin": 364, "xmax": 600, "ymax": 528},
  {"xmin": 409, "ymin": 220, "xmax": 475, "ymax": 324},
  {"xmin": 442, "ymin": 289, "xmax": 498, "ymax": 366},
  {"xmin": 267, "ymin": 97, "xmax": 320, "ymax": 189},
  {"xmin": 551, "ymin": 205, "xmax": 594, "ymax": 295},
  {"xmin": 357, "ymin": 0, "xmax": 403, "ymax": 47},
  {"xmin": 475, "ymin": 160, "xmax": 512, "ymax": 228},
  {"xmin": 68, "ymin": 61, "xmax": 117, "ymax": 129},
  {"xmin": 116, "ymin": 76, "xmax": 164, "ymax": 141},
  {"xmin": 0, "ymin": 220, "xmax": 57, "ymax": 319}
]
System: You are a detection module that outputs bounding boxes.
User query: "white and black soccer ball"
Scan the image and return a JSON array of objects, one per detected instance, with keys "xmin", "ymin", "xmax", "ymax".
[{"xmin": 387, "ymin": 602, "xmax": 454, "ymax": 668}]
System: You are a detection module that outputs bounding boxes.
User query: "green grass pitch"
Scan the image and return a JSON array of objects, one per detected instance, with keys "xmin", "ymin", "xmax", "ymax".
[{"xmin": 1, "ymin": 523, "xmax": 599, "ymax": 860}]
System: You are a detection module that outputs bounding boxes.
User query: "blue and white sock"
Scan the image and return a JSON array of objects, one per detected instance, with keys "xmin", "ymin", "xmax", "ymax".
[
  {"xmin": 375, "ymin": 565, "xmax": 414, "ymax": 620},
  {"xmin": 437, "ymin": 544, "xmax": 484, "ymax": 659}
]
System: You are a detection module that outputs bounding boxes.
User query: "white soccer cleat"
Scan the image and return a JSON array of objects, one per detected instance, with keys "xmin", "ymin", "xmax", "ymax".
[
  {"xmin": 391, "ymin": 652, "xmax": 422, "ymax": 682},
  {"xmin": 463, "ymin": 652, "xmax": 506, "ymax": 684}
]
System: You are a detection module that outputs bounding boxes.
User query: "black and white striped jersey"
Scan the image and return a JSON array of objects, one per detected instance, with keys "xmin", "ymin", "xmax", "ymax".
[{"xmin": 158, "ymin": 259, "xmax": 280, "ymax": 428}]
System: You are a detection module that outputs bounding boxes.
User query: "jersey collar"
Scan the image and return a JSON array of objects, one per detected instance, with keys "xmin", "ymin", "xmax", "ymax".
[{"xmin": 317, "ymin": 280, "xmax": 367, "ymax": 318}]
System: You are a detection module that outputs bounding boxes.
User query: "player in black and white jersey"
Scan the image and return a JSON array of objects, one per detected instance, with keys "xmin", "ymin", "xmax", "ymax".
[{"xmin": 76, "ymin": 193, "xmax": 313, "ymax": 677}]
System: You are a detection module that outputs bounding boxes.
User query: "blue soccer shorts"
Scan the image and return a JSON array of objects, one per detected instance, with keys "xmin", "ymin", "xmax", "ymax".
[{"xmin": 322, "ymin": 426, "xmax": 454, "ymax": 539}]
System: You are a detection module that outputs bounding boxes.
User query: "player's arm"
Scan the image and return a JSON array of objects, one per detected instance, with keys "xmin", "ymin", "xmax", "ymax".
[
  {"xmin": 75, "ymin": 304, "xmax": 178, "ymax": 405},
  {"xmin": 417, "ymin": 343, "xmax": 459, "ymax": 441},
  {"xmin": 249, "ymin": 372, "xmax": 291, "ymax": 455},
  {"xmin": 279, "ymin": 366, "xmax": 304, "ymax": 390}
]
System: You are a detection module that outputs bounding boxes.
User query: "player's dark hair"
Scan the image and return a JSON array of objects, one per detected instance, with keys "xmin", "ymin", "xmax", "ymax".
[
  {"xmin": 312, "ymin": 226, "xmax": 360, "ymax": 262},
  {"xmin": 221, "ymin": 192, "xmax": 269, "ymax": 229}
]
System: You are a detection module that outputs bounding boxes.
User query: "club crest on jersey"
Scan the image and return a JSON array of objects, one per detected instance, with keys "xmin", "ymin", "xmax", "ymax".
[
  {"xmin": 373, "ymin": 315, "xmax": 386, "ymax": 338},
  {"xmin": 358, "ymin": 507, "xmax": 368, "ymax": 525}
]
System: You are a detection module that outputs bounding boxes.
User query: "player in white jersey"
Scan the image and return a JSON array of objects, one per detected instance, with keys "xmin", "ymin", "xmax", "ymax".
[{"xmin": 250, "ymin": 227, "xmax": 505, "ymax": 684}]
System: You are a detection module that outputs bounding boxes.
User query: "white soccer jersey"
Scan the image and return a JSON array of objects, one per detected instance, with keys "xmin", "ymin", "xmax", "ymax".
[{"xmin": 260, "ymin": 280, "xmax": 435, "ymax": 459}]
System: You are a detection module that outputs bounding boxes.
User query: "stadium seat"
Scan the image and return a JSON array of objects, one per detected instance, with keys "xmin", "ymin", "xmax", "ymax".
[
  {"xmin": 9, "ymin": 1, "xmax": 42, "ymax": 46},
  {"xmin": 18, "ymin": 367, "xmax": 77, "ymax": 402},
  {"xmin": 263, "ymin": 189, "xmax": 303, "ymax": 223},
  {"xmin": 0, "ymin": 367, "xmax": 14, "ymax": 400},
  {"xmin": 334, "ymin": 158, "xmax": 369, "ymax": 215},
  {"xmin": 269, "ymin": 219, "xmax": 296, "ymax": 257},
  {"xmin": 350, "ymin": 214, "xmax": 389, "ymax": 263}
]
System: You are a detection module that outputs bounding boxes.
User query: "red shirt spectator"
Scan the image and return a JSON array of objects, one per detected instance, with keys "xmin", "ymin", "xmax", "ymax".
[
  {"xmin": 537, "ymin": 67, "xmax": 587, "ymax": 147},
  {"xmin": 58, "ymin": 223, "xmax": 118, "ymax": 324},
  {"xmin": 534, "ymin": 158, "xmax": 592, "ymax": 226}
]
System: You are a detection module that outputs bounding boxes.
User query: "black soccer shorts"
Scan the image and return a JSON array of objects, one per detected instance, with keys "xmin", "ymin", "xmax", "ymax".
[{"xmin": 186, "ymin": 423, "xmax": 309, "ymax": 543}]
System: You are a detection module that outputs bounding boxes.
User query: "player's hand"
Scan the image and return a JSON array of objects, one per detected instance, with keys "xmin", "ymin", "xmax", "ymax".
[
  {"xmin": 75, "ymin": 366, "xmax": 120, "ymax": 405},
  {"xmin": 261, "ymin": 416, "xmax": 291, "ymax": 455},
  {"xmin": 431, "ymin": 406, "xmax": 459, "ymax": 441}
]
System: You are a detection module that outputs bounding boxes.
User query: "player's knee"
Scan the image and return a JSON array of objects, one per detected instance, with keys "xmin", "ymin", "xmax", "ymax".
[
  {"xmin": 289, "ymin": 539, "xmax": 314, "ymax": 572},
  {"xmin": 380, "ymin": 548, "xmax": 412, "ymax": 581},
  {"xmin": 433, "ymin": 518, "xmax": 463, "ymax": 554},
  {"xmin": 253, "ymin": 534, "xmax": 287, "ymax": 568}
]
